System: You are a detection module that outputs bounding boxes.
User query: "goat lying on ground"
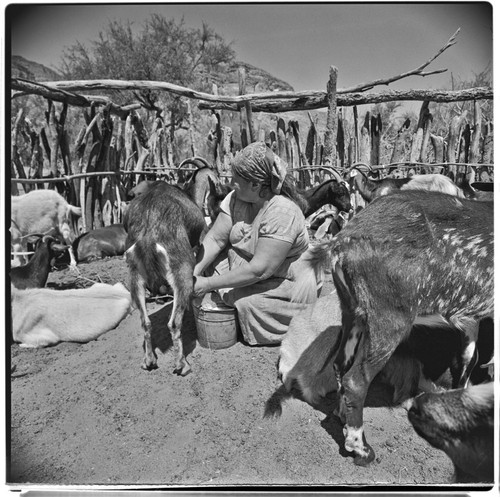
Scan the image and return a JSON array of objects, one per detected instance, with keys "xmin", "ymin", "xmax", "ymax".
[
  {"xmin": 350, "ymin": 170, "xmax": 467, "ymax": 203},
  {"xmin": 11, "ymin": 189, "xmax": 81, "ymax": 268},
  {"xmin": 408, "ymin": 382, "xmax": 494, "ymax": 483},
  {"xmin": 124, "ymin": 182, "xmax": 208, "ymax": 374},
  {"xmin": 72, "ymin": 224, "xmax": 127, "ymax": 262},
  {"xmin": 292, "ymin": 191, "xmax": 493, "ymax": 466},
  {"xmin": 10, "ymin": 235, "xmax": 68, "ymax": 289},
  {"xmin": 11, "ymin": 282, "xmax": 132, "ymax": 348}
]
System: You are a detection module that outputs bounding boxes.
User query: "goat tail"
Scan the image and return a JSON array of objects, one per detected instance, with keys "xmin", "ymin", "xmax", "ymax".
[
  {"xmin": 290, "ymin": 241, "xmax": 334, "ymax": 304},
  {"xmin": 68, "ymin": 205, "xmax": 82, "ymax": 217}
]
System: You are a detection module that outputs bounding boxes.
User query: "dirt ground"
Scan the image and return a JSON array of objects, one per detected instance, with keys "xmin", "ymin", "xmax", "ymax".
[{"xmin": 8, "ymin": 255, "xmax": 479, "ymax": 490}]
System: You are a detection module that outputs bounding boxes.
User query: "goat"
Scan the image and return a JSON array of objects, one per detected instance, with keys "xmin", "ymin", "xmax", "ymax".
[
  {"xmin": 350, "ymin": 170, "xmax": 466, "ymax": 203},
  {"xmin": 72, "ymin": 224, "xmax": 127, "ymax": 262},
  {"xmin": 456, "ymin": 176, "xmax": 495, "ymax": 202},
  {"xmin": 10, "ymin": 235, "xmax": 68, "ymax": 290},
  {"xmin": 301, "ymin": 179, "xmax": 352, "ymax": 217},
  {"xmin": 124, "ymin": 182, "xmax": 208, "ymax": 374},
  {"xmin": 291, "ymin": 190, "xmax": 493, "ymax": 466},
  {"xmin": 127, "ymin": 171, "xmax": 230, "ymax": 225},
  {"xmin": 127, "ymin": 180, "xmax": 160, "ymax": 200},
  {"xmin": 408, "ymin": 382, "xmax": 494, "ymax": 482},
  {"xmin": 11, "ymin": 282, "xmax": 132, "ymax": 348},
  {"xmin": 181, "ymin": 166, "xmax": 231, "ymax": 224},
  {"xmin": 277, "ymin": 294, "xmax": 493, "ymax": 407},
  {"xmin": 11, "ymin": 189, "xmax": 82, "ymax": 268}
]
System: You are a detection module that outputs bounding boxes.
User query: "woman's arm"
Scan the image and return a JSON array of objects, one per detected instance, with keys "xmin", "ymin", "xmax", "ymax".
[
  {"xmin": 193, "ymin": 210, "xmax": 232, "ymax": 277},
  {"xmin": 193, "ymin": 236, "xmax": 292, "ymax": 295}
]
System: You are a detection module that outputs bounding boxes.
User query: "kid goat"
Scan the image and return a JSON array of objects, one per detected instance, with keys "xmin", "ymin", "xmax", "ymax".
[
  {"xmin": 10, "ymin": 234, "xmax": 68, "ymax": 289},
  {"xmin": 11, "ymin": 189, "xmax": 81, "ymax": 268},
  {"xmin": 292, "ymin": 190, "xmax": 493, "ymax": 466},
  {"xmin": 124, "ymin": 182, "xmax": 208, "ymax": 374}
]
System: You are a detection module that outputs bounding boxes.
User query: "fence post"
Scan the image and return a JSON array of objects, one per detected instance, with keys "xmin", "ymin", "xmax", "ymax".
[
  {"xmin": 370, "ymin": 114, "xmax": 382, "ymax": 166},
  {"xmin": 359, "ymin": 112, "xmax": 371, "ymax": 165},
  {"xmin": 419, "ymin": 103, "xmax": 433, "ymax": 163},
  {"xmin": 447, "ymin": 109, "xmax": 468, "ymax": 179},
  {"xmin": 390, "ymin": 118, "xmax": 411, "ymax": 167},
  {"xmin": 470, "ymin": 100, "xmax": 482, "ymax": 165},
  {"xmin": 11, "ymin": 109, "xmax": 28, "ymax": 195},
  {"xmin": 323, "ymin": 66, "xmax": 338, "ymax": 166}
]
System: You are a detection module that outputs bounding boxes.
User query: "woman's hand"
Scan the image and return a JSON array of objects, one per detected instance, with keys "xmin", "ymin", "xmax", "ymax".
[{"xmin": 193, "ymin": 276, "xmax": 212, "ymax": 297}]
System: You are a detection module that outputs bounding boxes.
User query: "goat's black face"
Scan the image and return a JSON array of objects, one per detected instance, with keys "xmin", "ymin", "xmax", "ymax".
[{"xmin": 332, "ymin": 183, "xmax": 352, "ymax": 213}]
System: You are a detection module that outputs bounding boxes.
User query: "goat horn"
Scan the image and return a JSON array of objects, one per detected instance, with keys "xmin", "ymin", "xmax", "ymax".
[
  {"xmin": 346, "ymin": 162, "xmax": 373, "ymax": 179},
  {"xmin": 329, "ymin": 168, "xmax": 344, "ymax": 184},
  {"xmin": 178, "ymin": 156, "xmax": 212, "ymax": 170},
  {"xmin": 19, "ymin": 232, "xmax": 46, "ymax": 240},
  {"xmin": 349, "ymin": 162, "xmax": 372, "ymax": 175},
  {"xmin": 42, "ymin": 234, "xmax": 57, "ymax": 243}
]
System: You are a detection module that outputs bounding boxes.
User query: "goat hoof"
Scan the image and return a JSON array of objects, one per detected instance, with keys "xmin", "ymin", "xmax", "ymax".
[
  {"xmin": 173, "ymin": 364, "xmax": 192, "ymax": 376},
  {"xmin": 141, "ymin": 361, "xmax": 158, "ymax": 371},
  {"xmin": 353, "ymin": 445, "xmax": 375, "ymax": 467}
]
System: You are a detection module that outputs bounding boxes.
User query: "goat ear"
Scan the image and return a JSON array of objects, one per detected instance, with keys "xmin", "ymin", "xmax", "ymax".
[{"xmin": 207, "ymin": 175, "xmax": 218, "ymax": 197}]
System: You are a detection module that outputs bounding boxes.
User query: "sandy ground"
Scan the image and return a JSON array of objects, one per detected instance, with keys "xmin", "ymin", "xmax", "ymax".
[{"xmin": 8, "ymin": 255, "xmax": 487, "ymax": 490}]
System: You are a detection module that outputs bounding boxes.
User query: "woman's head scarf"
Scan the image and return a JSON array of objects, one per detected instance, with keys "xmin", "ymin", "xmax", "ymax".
[{"xmin": 232, "ymin": 142, "xmax": 288, "ymax": 194}]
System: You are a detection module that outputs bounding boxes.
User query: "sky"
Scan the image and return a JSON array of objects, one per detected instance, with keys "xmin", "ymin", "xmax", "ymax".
[{"xmin": 6, "ymin": 2, "xmax": 493, "ymax": 95}]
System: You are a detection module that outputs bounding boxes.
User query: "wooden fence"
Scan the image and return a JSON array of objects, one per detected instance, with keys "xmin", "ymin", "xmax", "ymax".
[{"xmin": 10, "ymin": 29, "xmax": 493, "ymax": 231}]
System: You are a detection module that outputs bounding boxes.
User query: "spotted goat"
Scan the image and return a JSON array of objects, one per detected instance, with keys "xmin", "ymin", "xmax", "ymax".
[{"xmin": 292, "ymin": 190, "xmax": 493, "ymax": 466}]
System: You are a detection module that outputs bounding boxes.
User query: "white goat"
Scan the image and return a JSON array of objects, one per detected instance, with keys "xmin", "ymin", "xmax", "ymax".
[
  {"xmin": 11, "ymin": 189, "xmax": 82, "ymax": 267},
  {"xmin": 350, "ymin": 171, "xmax": 467, "ymax": 203},
  {"xmin": 11, "ymin": 282, "xmax": 132, "ymax": 348}
]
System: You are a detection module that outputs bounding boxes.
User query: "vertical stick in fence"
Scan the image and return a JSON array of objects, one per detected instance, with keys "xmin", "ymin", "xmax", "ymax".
[
  {"xmin": 359, "ymin": 112, "xmax": 371, "ymax": 165},
  {"xmin": 370, "ymin": 114, "xmax": 382, "ymax": 166},
  {"xmin": 323, "ymin": 66, "xmax": 338, "ymax": 166},
  {"xmin": 469, "ymin": 100, "xmax": 482, "ymax": 166},
  {"xmin": 337, "ymin": 111, "xmax": 345, "ymax": 170},
  {"xmin": 277, "ymin": 118, "xmax": 287, "ymax": 162},
  {"xmin": 447, "ymin": 109, "xmax": 468, "ymax": 179},
  {"xmin": 353, "ymin": 106, "xmax": 359, "ymax": 163},
  {"xmin": 238, "ymin": 67, "xmax": 249, "ymax": 149},
  {"xmin": 419, "ymin": 104, "xmax": 433, "ymax": 164},
  {"xmin": 245, "ymin": 101, "xmax": 255, "ymax": 144}
]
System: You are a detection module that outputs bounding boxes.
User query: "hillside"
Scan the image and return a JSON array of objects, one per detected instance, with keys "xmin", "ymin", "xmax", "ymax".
[
  {"xmin": 212, "ymin": 60, "xmax": 294, "ymax": 94},
  {"xmin": 11, "ymin": 55, "xmax": 327, "ymax": 160},
  {"xmin": 11, "ymin": 55, "xmax": 293, "ymax": 93},
  {"xmin": 11, "ymin": 55, "xmax": 63, "ymax": 81}
]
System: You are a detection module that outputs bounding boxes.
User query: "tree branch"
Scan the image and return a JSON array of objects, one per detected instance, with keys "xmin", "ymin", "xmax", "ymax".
[
  {"xmin": 340, "ymin": 28, "xmax": 460, "ymax": 93},
  {"xmin": 199, "ymin": 87, "xmax": 493, "ymax": 112}
]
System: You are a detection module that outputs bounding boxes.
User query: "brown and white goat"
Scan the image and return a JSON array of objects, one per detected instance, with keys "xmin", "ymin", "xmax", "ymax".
[
  {"xmin": 124, "ymin": 182, "xmax": 208, "ymax": 374},
  {"xmin": 11, "ymin": 189, "xmax": 81, "ymax": 267},
  {"xmin": 292, "ymin": 190, "xmax": 493, "ymax": 466},
  {"xmin": 408, "ymin": 382, "xmax": 494, "ymax": 483},
  {"xmin": 11, "ymin": 282, "xmax": 132, "ymax": 347}
]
